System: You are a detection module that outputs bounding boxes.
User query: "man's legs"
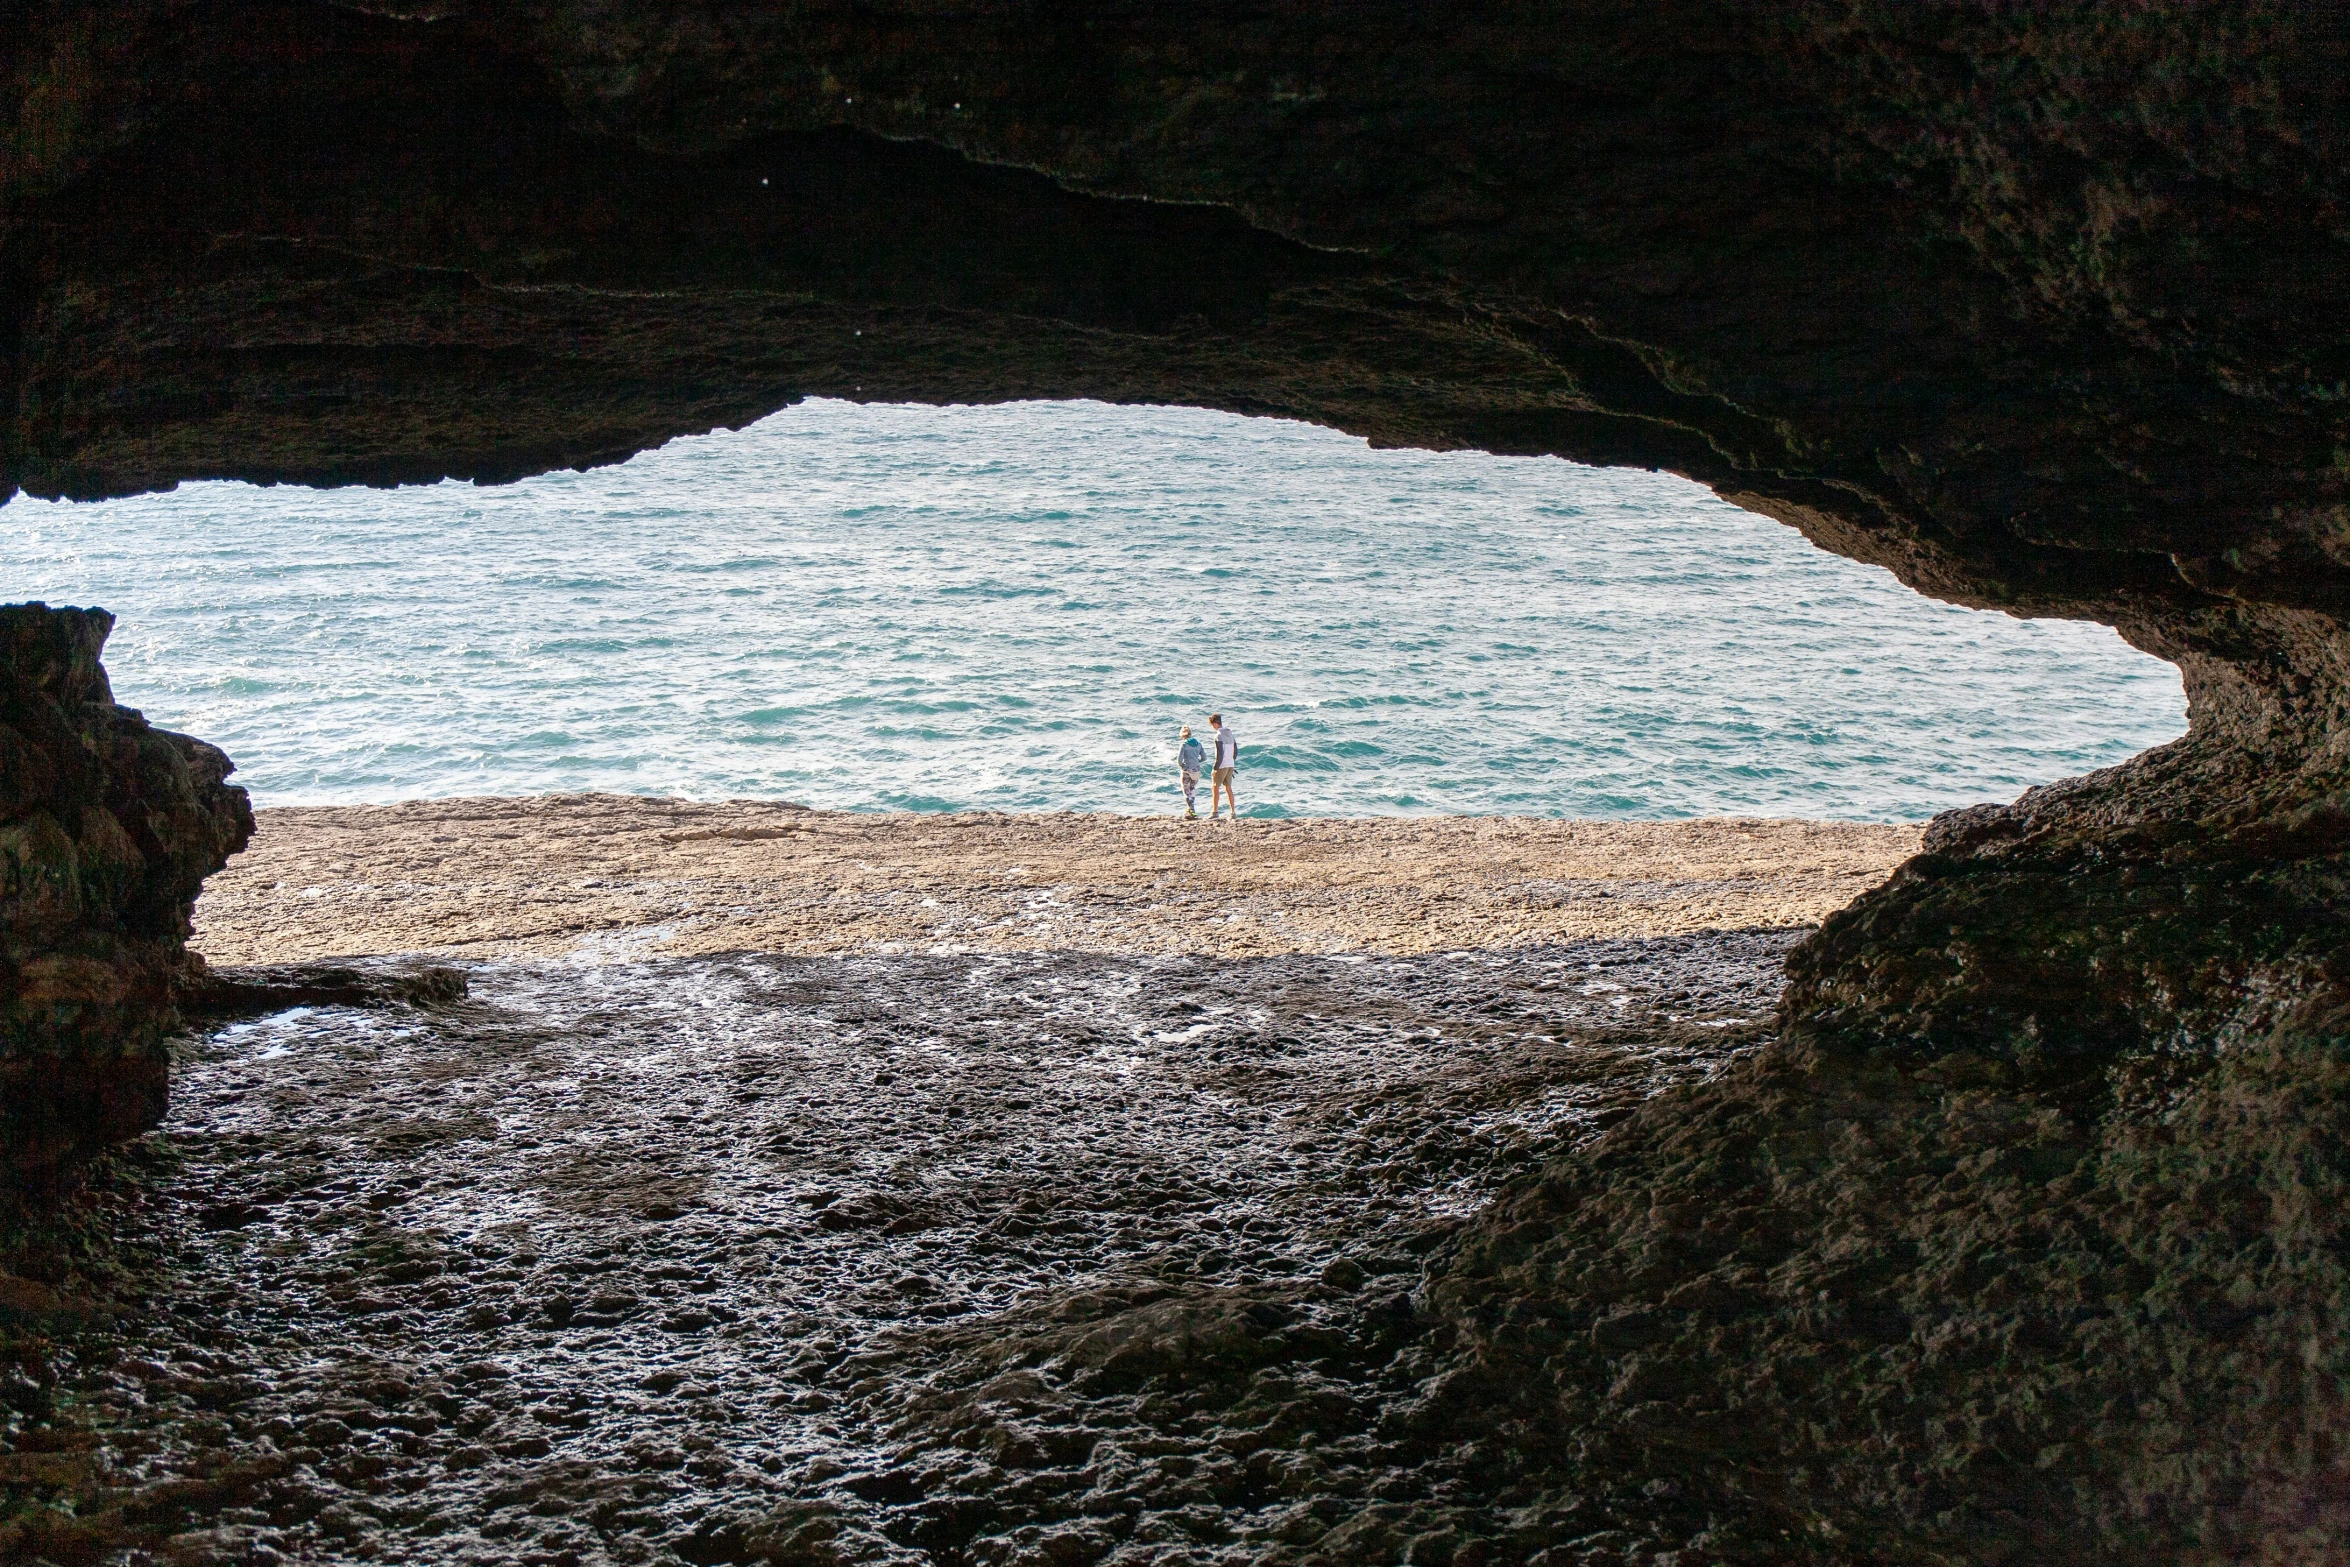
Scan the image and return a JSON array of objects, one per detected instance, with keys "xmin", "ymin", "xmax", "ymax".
[{"xmin": 1213, "ymin": 767, "xmax": 1237, "ymax": 820}]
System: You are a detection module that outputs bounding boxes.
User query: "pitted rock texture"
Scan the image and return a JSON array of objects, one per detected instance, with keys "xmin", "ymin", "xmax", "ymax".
[
  {"xmin": 1418, "ymin": 979, "xmax": 2350, "ymax": 1565},
  {"xmin": 0, "ymin": 940, "xmax": 1791, "ymax": 1565},
  {"xmin": 0, "ymin": 604, "xmax": 253, "ymax": 1184}
]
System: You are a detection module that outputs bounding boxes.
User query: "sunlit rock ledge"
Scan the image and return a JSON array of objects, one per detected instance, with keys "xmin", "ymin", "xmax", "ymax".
[{"xmin": 190, "ymin": 795, "xmax": 1919, "ymax": 967}]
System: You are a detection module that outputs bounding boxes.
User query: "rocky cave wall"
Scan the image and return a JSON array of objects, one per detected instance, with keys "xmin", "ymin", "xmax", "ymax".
[
  {"xmin": 5, "ymin": 2, "xmax": 2350, "ymax": 1559},
  {"xmin": 0, "ymin": 604, "xmax": 252, "ymax": 1184}
]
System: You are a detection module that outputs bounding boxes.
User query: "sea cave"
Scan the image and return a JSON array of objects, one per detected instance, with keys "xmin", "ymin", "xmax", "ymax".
[{"xmin": 3, "ymin": 3, "xmax": 2347, "ymax": 1563}]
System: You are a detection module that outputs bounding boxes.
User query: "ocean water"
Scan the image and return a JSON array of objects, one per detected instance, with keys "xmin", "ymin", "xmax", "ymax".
[{"xmin": 2, "ymin": 399, "xmax": 2183, "ymax": 820}]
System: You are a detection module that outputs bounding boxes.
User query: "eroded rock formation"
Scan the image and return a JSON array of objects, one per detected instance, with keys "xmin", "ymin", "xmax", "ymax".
[
  {"xmin": 0, "ymin": 604, "xmax": 253, "ymax": 1184},
  {"xmin": 5, "ymin": 1, "xmax": 2348, "ymax": 1559}
]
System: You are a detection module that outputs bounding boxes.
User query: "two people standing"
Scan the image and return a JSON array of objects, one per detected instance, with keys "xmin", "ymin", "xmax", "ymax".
[{"xmin": 1176, "ymin": 714, "xmax": 1241, "ymax": 821}]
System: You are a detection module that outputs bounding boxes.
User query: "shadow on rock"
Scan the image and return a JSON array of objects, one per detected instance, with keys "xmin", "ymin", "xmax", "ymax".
[{"xmin": 178, "ymin": 959, "xmax": 470, "ymax": 1018}]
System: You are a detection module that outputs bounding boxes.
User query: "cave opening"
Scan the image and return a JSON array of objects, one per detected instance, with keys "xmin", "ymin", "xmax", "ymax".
[
  {"xmin": 7, "ymin": 397, "xmax": 2184, "ymax": 821},
  {"xmin": 6, "ymin": 2, "xmax": 2346, "ymax": 1559}
]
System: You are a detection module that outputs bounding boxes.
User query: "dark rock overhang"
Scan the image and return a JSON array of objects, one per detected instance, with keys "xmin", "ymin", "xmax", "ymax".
[
  {"xmin": 6, "ymin": 1, "xmax": 2345, "ymax": 640},
  {"xmin": 7, "ymin": 5, "xmax": 2350, "ymax": 1559}
]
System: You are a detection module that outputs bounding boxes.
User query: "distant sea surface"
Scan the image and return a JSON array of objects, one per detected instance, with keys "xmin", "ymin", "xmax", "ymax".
[{"xmin": 5, "ymin": 400, "xmax": 2184, "ymax": 820}]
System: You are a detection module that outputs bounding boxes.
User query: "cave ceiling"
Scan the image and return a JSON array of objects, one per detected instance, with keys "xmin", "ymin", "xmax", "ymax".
[{"xmin": 3, "ymin": 0, "xmax": 2346, "ymax": 652}]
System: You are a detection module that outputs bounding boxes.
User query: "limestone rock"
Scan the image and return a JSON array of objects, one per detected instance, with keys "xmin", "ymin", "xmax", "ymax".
[{"xmin": 0, "ymin": 603, "xmax": 253, "ymax": 1184}]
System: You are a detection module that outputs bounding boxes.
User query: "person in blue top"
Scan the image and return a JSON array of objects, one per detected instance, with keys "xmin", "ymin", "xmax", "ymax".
[
  {"xmin": 1209, "ymin": 713, "xmax": 1240, "ymax": 823},
  {"xmin": 1176, "ymin": 725, "xmax": 1207, "ymax": 819}
]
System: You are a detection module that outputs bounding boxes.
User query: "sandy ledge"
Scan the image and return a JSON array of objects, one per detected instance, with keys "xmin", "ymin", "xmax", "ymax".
[{"xmin": 191, "ymin": 794, "xmax": 1921, "ymax": 964}]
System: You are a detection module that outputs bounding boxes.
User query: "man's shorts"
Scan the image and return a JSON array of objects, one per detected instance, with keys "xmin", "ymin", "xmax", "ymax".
[{"xmin": 1213, "ymin": 766, "xmax": 1235, "ymax": 785}]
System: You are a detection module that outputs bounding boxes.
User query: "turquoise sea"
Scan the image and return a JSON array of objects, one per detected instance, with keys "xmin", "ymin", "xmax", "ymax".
[{"xmin": 3, "ymin": 399, "xmax": 2184, "ymax": 820}]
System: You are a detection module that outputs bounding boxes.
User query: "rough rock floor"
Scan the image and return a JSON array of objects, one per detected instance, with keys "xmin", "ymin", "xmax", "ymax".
[{"xmin": 4, "ymin": 935, "xmax": 1795, "ymax": 1565}]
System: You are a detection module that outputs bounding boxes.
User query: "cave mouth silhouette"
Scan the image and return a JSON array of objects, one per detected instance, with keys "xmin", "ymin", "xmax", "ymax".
[
  {"xmin": 6, "ymin": 2, "xmax": 2348, "ymax": 1559},
  {"xmin": 11, "ymin": 1, "xmax": 2333, "ymax": 772}
]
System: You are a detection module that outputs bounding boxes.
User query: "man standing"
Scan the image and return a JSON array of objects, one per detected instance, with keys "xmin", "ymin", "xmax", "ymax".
[{"xmin": 1209, "ymin": 712, "xmax": 1240, "ymax": 822}]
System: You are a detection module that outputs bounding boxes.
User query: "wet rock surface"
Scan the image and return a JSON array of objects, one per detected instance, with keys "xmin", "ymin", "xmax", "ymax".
[{"xmin": 1, "ymin": 935, "xmax": 1791, "ymax": 1564}]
